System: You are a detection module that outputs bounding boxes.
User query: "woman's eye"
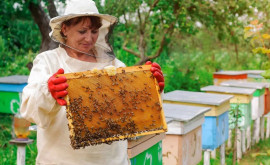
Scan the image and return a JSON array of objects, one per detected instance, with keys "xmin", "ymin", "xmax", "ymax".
[
  {"xmin": 92, "ymin": 30, "xmax": 98, "ymax": 34},
  {"xmin": 78, "ymin": 30, "xmax": 87, "ymax": 34}
]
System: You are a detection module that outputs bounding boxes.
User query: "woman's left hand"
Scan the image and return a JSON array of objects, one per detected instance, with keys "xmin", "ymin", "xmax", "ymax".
[{"xmin": 145, "ymin": 61, "xmax": 165, "ymax": 92}]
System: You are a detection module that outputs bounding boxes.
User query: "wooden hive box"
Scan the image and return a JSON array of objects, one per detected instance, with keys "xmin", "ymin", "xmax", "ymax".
[
  {"xmin": 244, "ymin": 71, "xmax": 270, "ymax": 115},
  {"xmin": 201, "ymin": 85, "xmax": 255, "ymax": 130},
  {"xmin": 0, "ymin": 75, "xmax": 28, "ymax": 114},
  {"xmin": 213, "ymin": 71, "xmax": 247, "ymax": 86},
  {"xmin": 128, "ymin": 133, "xmax": 165, "ymax": 165},
  {"xmin": 220, "ymin": 80, "xmax": 267, "ymax": 120},
  {"xmin": 162, "ymin": 103, "xmax": 210, "ymax": 165},
  {"xmin": 163, "ymin": 90, "xmax": 233, "ymax": 150},
  {"xmin": 60, "ymin": 65, "xmax": 167, "ymax": 149},
  {"xmin": 265, "ymin": 88, "xmax": 270, "ymax": 115}
]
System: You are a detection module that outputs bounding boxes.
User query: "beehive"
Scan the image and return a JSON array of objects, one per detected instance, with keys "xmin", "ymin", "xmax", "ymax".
[
  {"xmin": 59, "ymin": 65, "xmax": 167, "ymax": 149},
  {"xmin": 162, "ymin": 103, "xmax": 210, "ymax": 165},
  {"xmin": 213, "ymin": 71, "xmax": 247, "ymax": 86},
  {"xmin": 163, "ymin": 90, "xmax": 232, "ymax": 150},
  {"xmin": 201, "ymin": 85, "xmax": 255, "ymax": 129},
  {"xmin": 0, "ymin": 75, "xmax": 28, "ymax": 114},
  {"xmin": 220, "ymin": 80, "xmax": 267, "ymax": 119}
]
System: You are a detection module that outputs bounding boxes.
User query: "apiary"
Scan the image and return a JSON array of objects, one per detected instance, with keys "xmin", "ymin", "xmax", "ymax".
[
  {"xmin": 59, "ymin": 65, "xmax": 167, "ymax": 149},
  {"xmin": 213, "ymin": 71, "xmax": 247, "ymax": 86},
  {"xmin": 162, "ymin": 103, "xmax": 210, "ymax": 165},
  {"xmin": 163, "ymin": 90, "xmax": 232, "ymax": 165},
  {"xmin": 0, "ymin": 75, "xmax": 28, "ymax": 114},
  {"xmin": 220, "ymin": 80, "xmax": 269, "ymax": 144}
]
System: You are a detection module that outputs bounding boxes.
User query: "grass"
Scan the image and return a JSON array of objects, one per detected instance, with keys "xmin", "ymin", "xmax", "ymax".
[
  {"xmin": 239, "ymin": 137, "xmax": 270, "ymax": 165},
  {"xmin": 0, "ymin": 113, "xmax": 37, "ymax": 165},
  {"xmin": 198, "ymin": 124, "xmax": 270, "ymax": 165},
  {"xmin": 1, "ymin": 113, "xmax": 270, "ymax": 165}
]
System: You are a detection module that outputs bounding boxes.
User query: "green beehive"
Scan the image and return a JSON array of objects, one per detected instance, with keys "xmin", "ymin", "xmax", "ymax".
[
  {"xmin": 0, "ymin": 75, "xmax": 28, "ymax": 114},
  {"xmin": 201, "ymin": 85, "xmax": 255, "ymax": 129}
]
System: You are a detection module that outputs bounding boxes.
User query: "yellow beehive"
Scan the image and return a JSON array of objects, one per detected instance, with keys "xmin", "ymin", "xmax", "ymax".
[{"xmin": 59, "ymin": 65, "xmax": 167, "ymax": 149}]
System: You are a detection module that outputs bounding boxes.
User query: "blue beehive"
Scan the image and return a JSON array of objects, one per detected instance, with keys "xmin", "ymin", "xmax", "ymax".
[
  {"xmin": 202, "ymin": 112, "xmax": 229, "ymax": 150},
  {"xmin": 163, "ymin": 90, "xmax": 233, "ymax": 150}
]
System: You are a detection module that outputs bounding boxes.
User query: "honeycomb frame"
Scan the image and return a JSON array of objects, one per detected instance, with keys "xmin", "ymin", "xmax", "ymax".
[{"xmin": 59, "ymin": 65, "xmax": 167, "ymax": 149}]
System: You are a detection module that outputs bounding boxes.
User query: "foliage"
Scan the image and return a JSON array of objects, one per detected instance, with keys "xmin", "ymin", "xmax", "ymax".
[
  {"xmin": 0, "ymin": 0, "xmax": 41, "ymax": 53},
  {"xmin": 244, "ymin": 20, "xmax": 270, "ymax": 78},
  {"xmin": 0, "ymin": 35, "xmax": 35, "ymax": 76},
  {"xmin": 244, "ymin": 20, "xmax": 267, "ymax": 55},
  {"xmin": 102, "ymin": 0, "xmax": 199, "ymax": 64},
  {"xmin": 229, "ymin": 104, "xmax": 244, "ymax": 128},
  {"xmin": 0, "ymin": 0, "xmax": 41, "ymax": 77}
]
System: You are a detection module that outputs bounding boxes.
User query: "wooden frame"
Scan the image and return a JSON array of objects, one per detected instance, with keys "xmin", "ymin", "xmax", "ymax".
[{"xmin": 59, "ymin": 65, "xmax": 167, "ymax": 149}]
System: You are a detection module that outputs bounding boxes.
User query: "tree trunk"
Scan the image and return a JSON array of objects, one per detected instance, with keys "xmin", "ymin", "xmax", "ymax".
[
  {"xmin": 48, "ymin": 0, "xmax": 59, "ymax": 18},
  {"xmin": 234, "ymin": 43, "xmax": 239, "ymax": 64},
  {"xmin": 28, "ymin": 1, "xmax": 58, "ymax": 53}
]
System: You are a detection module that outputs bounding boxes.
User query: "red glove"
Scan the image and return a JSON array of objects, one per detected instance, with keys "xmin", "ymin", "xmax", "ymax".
[
  {"xmin": 48, "ymin": 68, "xmax": 68, "ymax": 106},
  {"xmin": 145, "ymin": 61, "xmax": 165, "ymax": 92}
]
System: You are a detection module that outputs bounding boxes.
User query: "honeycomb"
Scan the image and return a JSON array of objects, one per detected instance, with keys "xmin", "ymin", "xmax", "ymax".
[{"xmin": 59, "ymin": 65, "xmax": 167, "ymax": 149}]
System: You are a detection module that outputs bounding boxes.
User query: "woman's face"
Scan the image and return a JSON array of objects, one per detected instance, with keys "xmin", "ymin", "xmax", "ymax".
[{"xmin": 61, "ymin": 18, "xmax": 99, "ymax": 53}]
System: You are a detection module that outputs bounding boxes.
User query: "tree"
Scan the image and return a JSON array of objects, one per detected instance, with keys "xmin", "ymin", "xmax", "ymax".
[
  {"xmin": 27, "ymin": 0, "xmax": 59, "ymax": 52},
  {"xmin": 27, "ymin": 0, "xmax": 62, "ymax": 52},
  {"xmin": 103, "ymin": 0, "xmax": 197, "ymax": 65},
  {"xmin": 0, "ymin": 0, "xmax": 62, "ymax": 53}
]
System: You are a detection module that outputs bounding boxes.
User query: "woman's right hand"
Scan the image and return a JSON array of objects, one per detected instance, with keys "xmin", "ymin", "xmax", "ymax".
[{"xmin": 48, "ymin": 68, "xmax": 68, "ymax": 106}]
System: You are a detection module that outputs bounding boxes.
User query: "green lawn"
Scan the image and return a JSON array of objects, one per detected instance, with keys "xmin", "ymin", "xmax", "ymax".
[{"xmin": 1, "ymin": 113, "xmax": 270, "ymax": 165}]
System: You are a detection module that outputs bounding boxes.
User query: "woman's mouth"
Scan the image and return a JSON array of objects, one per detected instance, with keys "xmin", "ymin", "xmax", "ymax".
[{"xmin": 82, "ymin": 43, "xmax": 92, "ymax": 47}]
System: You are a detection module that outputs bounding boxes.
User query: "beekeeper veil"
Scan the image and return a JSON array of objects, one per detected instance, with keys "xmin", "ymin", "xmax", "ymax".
[{"xmin": 49, "ymin": 0, "xmax": 117, "ymax": 63}]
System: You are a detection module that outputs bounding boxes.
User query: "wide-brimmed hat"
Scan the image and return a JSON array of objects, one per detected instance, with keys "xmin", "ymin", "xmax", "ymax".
[{"xmin": 49, "ymin": 0, "xmax": 117, "ymax": 51}]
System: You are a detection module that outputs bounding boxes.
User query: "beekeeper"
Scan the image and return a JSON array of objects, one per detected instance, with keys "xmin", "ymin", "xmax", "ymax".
[{"xmin": 20, "ymin": 0, "xmax": 164, "ymax": 164}]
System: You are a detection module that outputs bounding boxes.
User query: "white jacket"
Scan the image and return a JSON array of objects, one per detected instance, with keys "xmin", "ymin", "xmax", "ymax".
[{"xmin": 20, "ymin": 47, "xmax": 129, "ymax": 165}]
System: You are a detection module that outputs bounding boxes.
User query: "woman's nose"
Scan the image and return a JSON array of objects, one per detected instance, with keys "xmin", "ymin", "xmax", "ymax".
[{"xmin": 84, "ymin": 32, "xmax": 93, "ymax": 42}]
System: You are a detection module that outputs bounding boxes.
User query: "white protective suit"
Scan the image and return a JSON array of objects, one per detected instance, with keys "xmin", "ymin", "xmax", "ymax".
[{"xmin": 20, "ymin": 46, "xmax": 130, "ymax": 165}]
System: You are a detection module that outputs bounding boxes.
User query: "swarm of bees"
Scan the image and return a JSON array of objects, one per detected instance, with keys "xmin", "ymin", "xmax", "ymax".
[{"xmin": 61, "ymin": 65, "xmax": 167, "ymax": 149}]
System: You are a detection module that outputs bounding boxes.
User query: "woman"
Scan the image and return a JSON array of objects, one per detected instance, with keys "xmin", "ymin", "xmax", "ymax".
[{"xmin": 20, "ymin": 0, "xmax": 164, "ymax": 164}]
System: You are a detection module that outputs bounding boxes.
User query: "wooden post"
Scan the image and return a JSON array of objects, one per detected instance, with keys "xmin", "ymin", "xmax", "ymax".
[
  {"xmin": 227, "ymin": 129, "xmax": 232, "ymax": 148},
  {"xmin": 17, "ymin": 145, "xmax": 26, "ymax": 165},
  {"xmin": 266, "ymin": 115, "xmax": 270, "ymax": 138},
  {"xmin": 236, "ymin": 128, "xmax": 242, "ymax": 160},
  {"xmin": 204, "ymin": 150, "xmax": 211, "ymax": 165},
  {"xmin": 255, "ymin": 118, "xmax": 261, "ymax": 143},
  {"xmin": 220, "ymin": 143, "xmax": 225, "ymax": 165},
  {"xmin": 211, "ymin": 149, "xmax": 216, "ymax": 159},
  {"xmin": 260, "ymin": 116, "xmax": 265, "ymax": 140},
  {"xmin": 241, "ymin": 129, "xmax": 246, "ymax": 153},
  {"xmin": 9, "ymin": 139, "xmax": 33, "ymax": 165},
  {"xmin": 246, "ymin": 125, "xmax": 251, "ymax": 149},
  {"xmin": 252, "ymin": 118, "xmax": 260, "ymax": 145}
]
